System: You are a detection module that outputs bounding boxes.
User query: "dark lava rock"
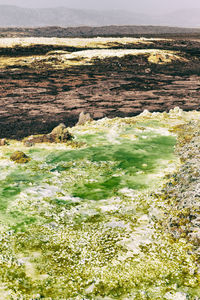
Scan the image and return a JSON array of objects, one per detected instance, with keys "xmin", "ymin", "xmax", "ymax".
[{"xmin": 0, "ymin": 38, "xmax": 199, "ymax": 139}]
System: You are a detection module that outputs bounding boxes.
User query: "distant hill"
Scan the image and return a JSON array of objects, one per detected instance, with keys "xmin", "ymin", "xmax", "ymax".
[
  {"xmin": 155, "ymin": 9, "xmax": 200, "ymax": 28},
  {"xmin": 0, "ymin": 5, "xmax": 199, "ymax": 28},
  {"xmin": 1, "ymin": 25, "xmax": 200, "ymax": 39},
  {"xmin": 0, "ymin": 6, "xmax": 153, "ymax": 27}
]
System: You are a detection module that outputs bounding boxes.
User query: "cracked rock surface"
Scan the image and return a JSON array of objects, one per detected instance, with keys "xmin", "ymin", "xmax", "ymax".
[{"xmin": 0, "ymin": 37, "xmax": 199, "ymax": 139}]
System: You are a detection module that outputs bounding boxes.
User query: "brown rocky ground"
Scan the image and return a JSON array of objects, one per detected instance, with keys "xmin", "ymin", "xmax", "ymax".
[
  {"xmin": 1, "ymin": 26, "xmax": 200, "ymax": 38},
  {"xmin": 0, "ymin": 37, "xmax": 199, "ymax": 139}
]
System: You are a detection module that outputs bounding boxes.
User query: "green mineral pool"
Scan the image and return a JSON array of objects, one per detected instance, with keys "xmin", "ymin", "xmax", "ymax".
[{"xmin": 0, "ymin": 111, "xmax": 199, "ymax": 299}]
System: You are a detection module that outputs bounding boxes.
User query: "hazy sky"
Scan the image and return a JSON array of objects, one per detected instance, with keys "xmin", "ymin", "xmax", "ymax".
[{"xmin": 0, "ymin": 0, "xmax": 200, "ymax": 14}]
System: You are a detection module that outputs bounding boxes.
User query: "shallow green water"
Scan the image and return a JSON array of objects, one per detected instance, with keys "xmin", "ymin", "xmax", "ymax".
[
  {"xmin": 0, "ymin": 124, "xmax": 176, "ymax": 227},
  {"xmin": 0, "ymin": 115, "xmax": 199, "ymax": 299}
]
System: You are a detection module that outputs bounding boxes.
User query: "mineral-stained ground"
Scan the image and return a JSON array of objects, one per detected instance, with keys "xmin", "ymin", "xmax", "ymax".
[
  {"xmin": 0, "ymin": 108, "xmax": 200, "ymax": 299},
  {"xmin": 0, "ymin": 36, "xmax": 199, "ymax": 139},
  {"xmin": 0, "ymin": 33, "xmax": 200, "ymax": 299}
]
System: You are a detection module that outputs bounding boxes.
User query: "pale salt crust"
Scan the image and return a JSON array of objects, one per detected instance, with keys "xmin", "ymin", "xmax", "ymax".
[
  {"xmin": 1, "ymin": 44, "xmax": 186, "ymax": 69},
  {"xmin": 0, "ymin": 37, "xmax": 167, "ymax": 48},
  {"xmin": 32, "ymin": 48, "xmax": 186, "ymax": 67}
]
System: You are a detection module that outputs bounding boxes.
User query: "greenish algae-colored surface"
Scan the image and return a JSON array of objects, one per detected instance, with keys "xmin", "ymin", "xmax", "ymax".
[{"xmin": 0, "ymin": 109, "xmax": 200, "ymax": 299}]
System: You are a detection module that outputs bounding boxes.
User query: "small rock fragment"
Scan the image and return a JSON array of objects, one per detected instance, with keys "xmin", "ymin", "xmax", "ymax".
[
  {"xmin": 24, "ymin": 140, "xmax": 35, "ymax": 147},
  {"xmin": 10, "ymin": 151, "xmax": 31, "ymax": 164},
  {"xmin": 0, "ymin": 138, "xmax": 8, "ymax": 146},
  {"xmin": 76, "ymin": 111, "xmax": 93, "ymax": 126},
  {"xmin": 50, "ymin": 123, "xmax": 73, "ymax": 142},
  {"xmin": 23, "ymin": 123, "xmax": 73, "ymax": 144},
  {"xmin": 144, "ymin": 68, "xmax": 151, "ymax": 74}
]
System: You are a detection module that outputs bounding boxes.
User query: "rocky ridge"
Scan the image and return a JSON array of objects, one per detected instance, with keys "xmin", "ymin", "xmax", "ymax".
[{"xmin": 161, "ymin": 120, "xmax": 200, "ymax": 255}]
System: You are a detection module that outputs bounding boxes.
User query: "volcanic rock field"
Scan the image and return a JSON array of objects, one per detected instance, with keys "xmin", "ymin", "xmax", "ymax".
[
  {"xmin": 0, "ymin": 30, "xmax": 200, "ymax": 299},
  {"xmin": 0, "ymin": 36, "xmax": 199, "ymax": 139}
]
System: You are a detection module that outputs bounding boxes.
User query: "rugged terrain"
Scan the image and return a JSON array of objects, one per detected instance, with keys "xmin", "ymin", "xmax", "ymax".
[
  {"xmin": 0, "ymin": 108, "xmax": 200, "ymax": 299},
  {"xmin": 0, "ymin": 32, "xmax": 200, "ymax": 299},
  {"xmin": 1, "ymin": 26, "xmax": 200, "ymax": 38},
  {"xmin": 0, "ymin": 36, "xmax": 199, "ymax": 139}
]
